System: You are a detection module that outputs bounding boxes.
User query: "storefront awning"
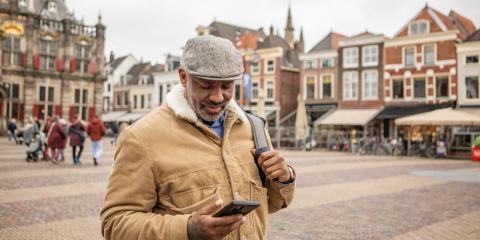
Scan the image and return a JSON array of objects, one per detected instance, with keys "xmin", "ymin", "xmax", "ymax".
[
  {"xmin": 116, "ymin": 112, "xmax": 148, "ymax": 122},
  {"xmin": 376, "ymin": 102, "xmax": 453, "ymax": 119},
  {"xmin": 395, "ymin": 108, "xmax": 480, "ymax": 126},
  {"xmin": 315, "ymin": 108, "xmax": 381, "ymax": 126},
  {"xmin": 101, "ymin": 111, "xmax": 127, "ymax": 122}
]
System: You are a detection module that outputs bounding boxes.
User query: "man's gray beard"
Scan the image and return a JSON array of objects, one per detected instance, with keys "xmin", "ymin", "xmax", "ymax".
[{"xmin": 196, "ymin": 108, "xmax": 227, "ymax": 122}]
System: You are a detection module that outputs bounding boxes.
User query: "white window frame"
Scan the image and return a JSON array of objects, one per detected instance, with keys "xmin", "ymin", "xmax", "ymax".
[
  {"xmin": 251, "ymin": 79, "xmax": 259, "ymax": 101},
  {"xmin": 391, "ymin": 78, "xmax": 405, "ymax": 100},
  {"xmin": 343, "ymin": 47, "xmax": 358, "ymax": 68},
  {"xmin": 320, "ymin": 73, "xmax": 334, "ymax": 99},
  {"xmin": 265, "ymin": 79, "xmax": 275, "ymax": 101},
  {"xmin": 250, "ymin": 62, "xmax": 259, "ymax": 75},
  {"xmin": 403, "ymin": 46, "xmax": 416, "ymax": 67},
  {"xmin": 304, "ymin": 75, "xmax": 317, "ymax": 99},
  {"xmin": 321, "ymin": 58, "xmax": 334, "ymax": 68},
  {"xmin": 409, "ymin": 20, "xmax": 430, "ymax": 36},
  {"xmin": 423, "ymin": 44, "xmax": 436, "ymax": 66},
  {"xmin": 465, "ymin": 54, "xmax": 480, "ymax": 65},
  {"xmin": 265, "ymin": 59, "xmax": 275, "ymax": 74},
  {"xmin": 343, "ymin": 71, "xmax": 358, "ymax": 100},
  {"xmin": 465, "ymin": 75, "xmax": 479, "ymax": 99},
  {"xmin": 304, "ymin": 59, "xmax": 317, "ymax": 69},
  {"xmin": 434, "ymin": 75, "xmax": 450, "ymax": 99},
  {"xmin": 413, "ymin": 77, "xmax": 427, "ymax": 99},
  {"xmin": 362, "ymin": 45, "xmax": 379, "ymax": 67},
  {"xmin": 362, "ymin": 70, "xmax": 378, "ymax": 100}
]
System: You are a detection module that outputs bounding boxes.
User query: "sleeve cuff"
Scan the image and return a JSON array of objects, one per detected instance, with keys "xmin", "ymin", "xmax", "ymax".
[{"xmin": 170, "ymin": 214, "xmax": 192, "ymax": 240}]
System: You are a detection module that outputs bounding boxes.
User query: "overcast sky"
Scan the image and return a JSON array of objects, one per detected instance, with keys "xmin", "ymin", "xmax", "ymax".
[{"xmin": 67, "ymin": 0, "xmax": 480, "ymax": 64}]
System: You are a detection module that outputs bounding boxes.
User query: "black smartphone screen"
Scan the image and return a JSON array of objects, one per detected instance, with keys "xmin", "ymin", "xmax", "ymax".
[{"xmin": 212, "ymin": 200, "xmax": 260, "ymax": 217}]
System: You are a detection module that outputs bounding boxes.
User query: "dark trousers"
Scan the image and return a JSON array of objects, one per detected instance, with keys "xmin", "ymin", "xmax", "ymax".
[{"xmin": 72, "ymin": 145, "xmax": 84, "ymax": 161}]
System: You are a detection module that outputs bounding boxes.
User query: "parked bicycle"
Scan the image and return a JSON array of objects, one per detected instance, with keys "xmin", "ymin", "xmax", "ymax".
[{"xmin": 408, "ymin": 141, "xmax": 436, "ymax": 158}]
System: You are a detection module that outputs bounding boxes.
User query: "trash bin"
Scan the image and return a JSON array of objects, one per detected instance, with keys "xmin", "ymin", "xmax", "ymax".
[{"xmin": 472, "ymin": 145, "xmax": 480, "ymax": 162}]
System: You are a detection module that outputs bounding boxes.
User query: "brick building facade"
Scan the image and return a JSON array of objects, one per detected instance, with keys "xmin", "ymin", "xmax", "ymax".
[
  {"xmin": 299, "ymin": 32, "xmax": 346, "ymax": 122},
  {"xmin": 381, "ymin": 5, "xmax": 476, "ymax": 138}
]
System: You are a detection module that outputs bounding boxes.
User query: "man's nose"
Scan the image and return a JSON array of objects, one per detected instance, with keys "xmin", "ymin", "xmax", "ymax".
[{"xmin": 209, "ymin": 86, "xmax": 224, "ymax": 103}]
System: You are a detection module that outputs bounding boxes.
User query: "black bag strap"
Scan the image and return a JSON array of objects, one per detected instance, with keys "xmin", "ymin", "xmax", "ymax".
[{"xmin": 244, "ymin": 112, "xmax": 270, "ymax": 187}]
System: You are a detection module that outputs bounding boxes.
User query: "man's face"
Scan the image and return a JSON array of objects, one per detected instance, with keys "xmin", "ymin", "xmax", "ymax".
[{"xmin": 179, "ymin": 68, "xmax": 235, "ymax": 122}]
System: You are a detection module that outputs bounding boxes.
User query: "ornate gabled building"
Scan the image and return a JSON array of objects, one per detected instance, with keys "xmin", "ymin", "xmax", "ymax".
[
  {"xmin": 197, "ymin": 6, "xmax": 305, "ymax": 128},
  {"xmin": 0, "ymin": 0, "xmax": 106, "ymax": 132}
]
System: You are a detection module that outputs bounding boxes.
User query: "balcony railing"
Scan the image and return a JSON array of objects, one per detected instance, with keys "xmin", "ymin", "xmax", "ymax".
[{"xmin": 35, "ymin": 18, "xmax": 96, "ymax": 37}]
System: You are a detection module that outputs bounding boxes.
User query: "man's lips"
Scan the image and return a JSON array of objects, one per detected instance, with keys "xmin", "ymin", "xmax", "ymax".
[{"xmin": 203, "ymin": 105, "xmax": 224, "ymax": 114}]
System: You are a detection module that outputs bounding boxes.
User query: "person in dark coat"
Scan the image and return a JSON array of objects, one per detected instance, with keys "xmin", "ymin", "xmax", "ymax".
[
  {"xmin": 7, "ymin": 119, "xmax": 17, "ymax": 144},
  {"xmin": 68, "ymin": 116, "xmax": 86, "ymax": 165},
  {"xmin": 47, "ymin": 116, "xmax": 66, "ymax": 163}
]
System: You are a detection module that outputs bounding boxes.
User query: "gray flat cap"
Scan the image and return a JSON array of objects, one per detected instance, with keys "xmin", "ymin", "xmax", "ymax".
[{"xmin": 181, "ymin": 35, "xmax": 244, "ymax": 81}]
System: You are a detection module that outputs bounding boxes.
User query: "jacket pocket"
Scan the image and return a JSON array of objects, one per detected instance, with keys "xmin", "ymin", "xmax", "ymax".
[
  {"xmin": 249, "ymin": 180, "xmax": 268, "ymax": 240},
  {"xmin": 160, "ymin": 184, "xmax": 222, "ymax": 214}
]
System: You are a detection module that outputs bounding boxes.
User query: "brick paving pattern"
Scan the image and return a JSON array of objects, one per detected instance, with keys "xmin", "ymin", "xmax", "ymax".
[{"xmin": 0, "ymin": 137, "xmax": 479, "ymax": 239}]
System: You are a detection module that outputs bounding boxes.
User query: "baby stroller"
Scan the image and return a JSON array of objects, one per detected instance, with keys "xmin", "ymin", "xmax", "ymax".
[{"xmin": 26, "ymin": 132, "xmax": 45, "ymax": 162}]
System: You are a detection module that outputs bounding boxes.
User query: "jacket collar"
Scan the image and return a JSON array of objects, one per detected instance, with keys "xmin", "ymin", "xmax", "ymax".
[{"xmin": 165, "ymin": 84, "xmax": 247, "ymax": 123}]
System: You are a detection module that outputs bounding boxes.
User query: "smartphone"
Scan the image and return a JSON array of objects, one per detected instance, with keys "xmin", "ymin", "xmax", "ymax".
[{"xmin": 212, "ymin": 200, "xmax": 260, "ymax": 217}]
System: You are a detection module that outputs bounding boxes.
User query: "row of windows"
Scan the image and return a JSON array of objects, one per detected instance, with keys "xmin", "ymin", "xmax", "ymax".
[
  {"xmin": 305, "ymin": 75, "xmax": 333, "ymax": 100},
  {"xmin": 304, "ymin": 58, "xmax": 334, "ymax": 69},
  {"xmin": 250, "ymin": 59, "xmax": 275, "ymax": 75},
  {"xmin": 132, "ymin": 94, "xmax": 152, "ymax": 109},
  {"xmin": 1, "ymin": 35, "xmax": 91, "ymax": 73},
  {"xmin": 250, "ymin": 80, "xmax": 275, "ymax": 101},
  {"xmin": 343, "ymin": 70, "xmax": 379, "ymax": 100},
  {"xmin": 404, "ymin": 44, "xmax": 435, "ymax": 67},
  {"xmin": 391, "ymin": 76, "xmax": 479, "ymax": 100},
  {"xmin": 343, "ymin": 45, "xmax": 379, "ymax": 68}
]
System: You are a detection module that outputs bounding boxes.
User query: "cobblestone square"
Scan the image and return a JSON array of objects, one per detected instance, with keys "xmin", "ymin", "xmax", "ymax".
[{"xmin": 0, "ymin": 137, "xmax": 479, "ymax": 240}]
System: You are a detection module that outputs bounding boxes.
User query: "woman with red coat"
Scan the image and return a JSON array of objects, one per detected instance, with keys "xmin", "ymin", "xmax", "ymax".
[
  {"xmin": 47, "ymin": 116, "xmax": 66, "ymax": 163},
  {"xmin": 87, "ymin": 115, "xmax": 106, "ymax": 166}
]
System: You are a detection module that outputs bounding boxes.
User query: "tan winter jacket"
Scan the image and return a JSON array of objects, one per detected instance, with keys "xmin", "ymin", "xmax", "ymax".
[{"xmin": 101, "ymin": 84, "xmax": 295, "ymax": 240}]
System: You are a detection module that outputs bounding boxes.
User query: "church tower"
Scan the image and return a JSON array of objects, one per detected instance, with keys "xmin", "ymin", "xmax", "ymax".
[{"xmin": 284, "ymin": 5, "xmax": 295, "ymax": 48}]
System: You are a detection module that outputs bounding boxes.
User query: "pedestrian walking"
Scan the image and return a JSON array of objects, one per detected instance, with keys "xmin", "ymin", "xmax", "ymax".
[
  {"xmin": 7, "ymin": 118, "xmax": 17, "ymax": 144},
  {"xmin": 87, "ymin": 115, "xmax": 106, "ymax": 166},
  {"xmin": 68, "ymin": 116, "xmax": 86, "ymax": 165},
  {"xmin": 58, "ymin": 118, "xmax": 68, "ymax": 161},
  {"xmin": 46, "ymin": 116, "xmax": 66, "ymax": 164},
  {"xmin": 42, "ymin": 116, "xmax": 52, "ymax": 161}
]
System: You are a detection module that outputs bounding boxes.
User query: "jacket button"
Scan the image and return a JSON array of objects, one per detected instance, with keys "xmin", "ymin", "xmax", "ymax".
[
  {"xmin": 235, "ymin": 192, "xmax": 240, "ymax": 198},
  {"xmin": 241, "ymin": 235, "xmax": 247, "ymax": 240}
]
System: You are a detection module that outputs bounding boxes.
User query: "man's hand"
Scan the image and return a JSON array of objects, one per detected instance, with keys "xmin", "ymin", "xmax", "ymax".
[
  {"xmin": 251, "ymin": 149, "xmax": 291, "ymax": 182},
  {"xmin": 187, "ymin": 199, "xmax": 245, "ymax": 240}
]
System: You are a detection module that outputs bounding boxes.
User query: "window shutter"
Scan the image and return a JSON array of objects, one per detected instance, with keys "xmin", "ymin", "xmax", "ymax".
[
  {"xmin": 70, "ymin": 58, "xmax": 77, "ymax": 73},
  {"xmin": 69, "ymin": 106, "xmax": 76, "ymax": 123},
  {"xmin": 18, "ymin": 103, "xmax": 25, "ymax": 122},
  {"xmin": 56, "ymin": 57, "xmax": 64, "ymax": 72},
  {"xmin": 54, "ymin": 105, "xmax": 62, "ymax": 117},
  {"xmin": 33, "ymin": 104, "xmax": 40, "ymax": 118},
  {"xmin": 88, "ymin": 107, "xmax": 96, "ymax": 121},
  {"xmin": 20, "ymin": 53, "xmax": 26, "ymax": 67},
  {"xmin": 88, "ymin": 59, "xmax": 97, "ymax": 74},
  {"xmin": 33, "ymin": 55, "xmax": 40, "ymax": 70}
]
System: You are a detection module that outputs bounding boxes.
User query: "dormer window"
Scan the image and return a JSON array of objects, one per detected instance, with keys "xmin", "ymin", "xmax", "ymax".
[
  {"xmin": 48, "ymin": 1, "xmax": 57, "ymax": 13},
  {"xmin": 409, "ymin": 21, "xmax": 429, "ymax": 35}
]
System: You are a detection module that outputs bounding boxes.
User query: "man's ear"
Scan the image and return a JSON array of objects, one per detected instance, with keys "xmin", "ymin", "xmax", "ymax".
[{"xmin": 178, "ymin": 68, "xmax": 188, "ymax": 87}]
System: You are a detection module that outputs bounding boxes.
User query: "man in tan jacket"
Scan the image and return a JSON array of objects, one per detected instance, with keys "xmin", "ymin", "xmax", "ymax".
[{"xmin": 101, "ymin": 35, "xmax": 296, "ymax": 240}]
